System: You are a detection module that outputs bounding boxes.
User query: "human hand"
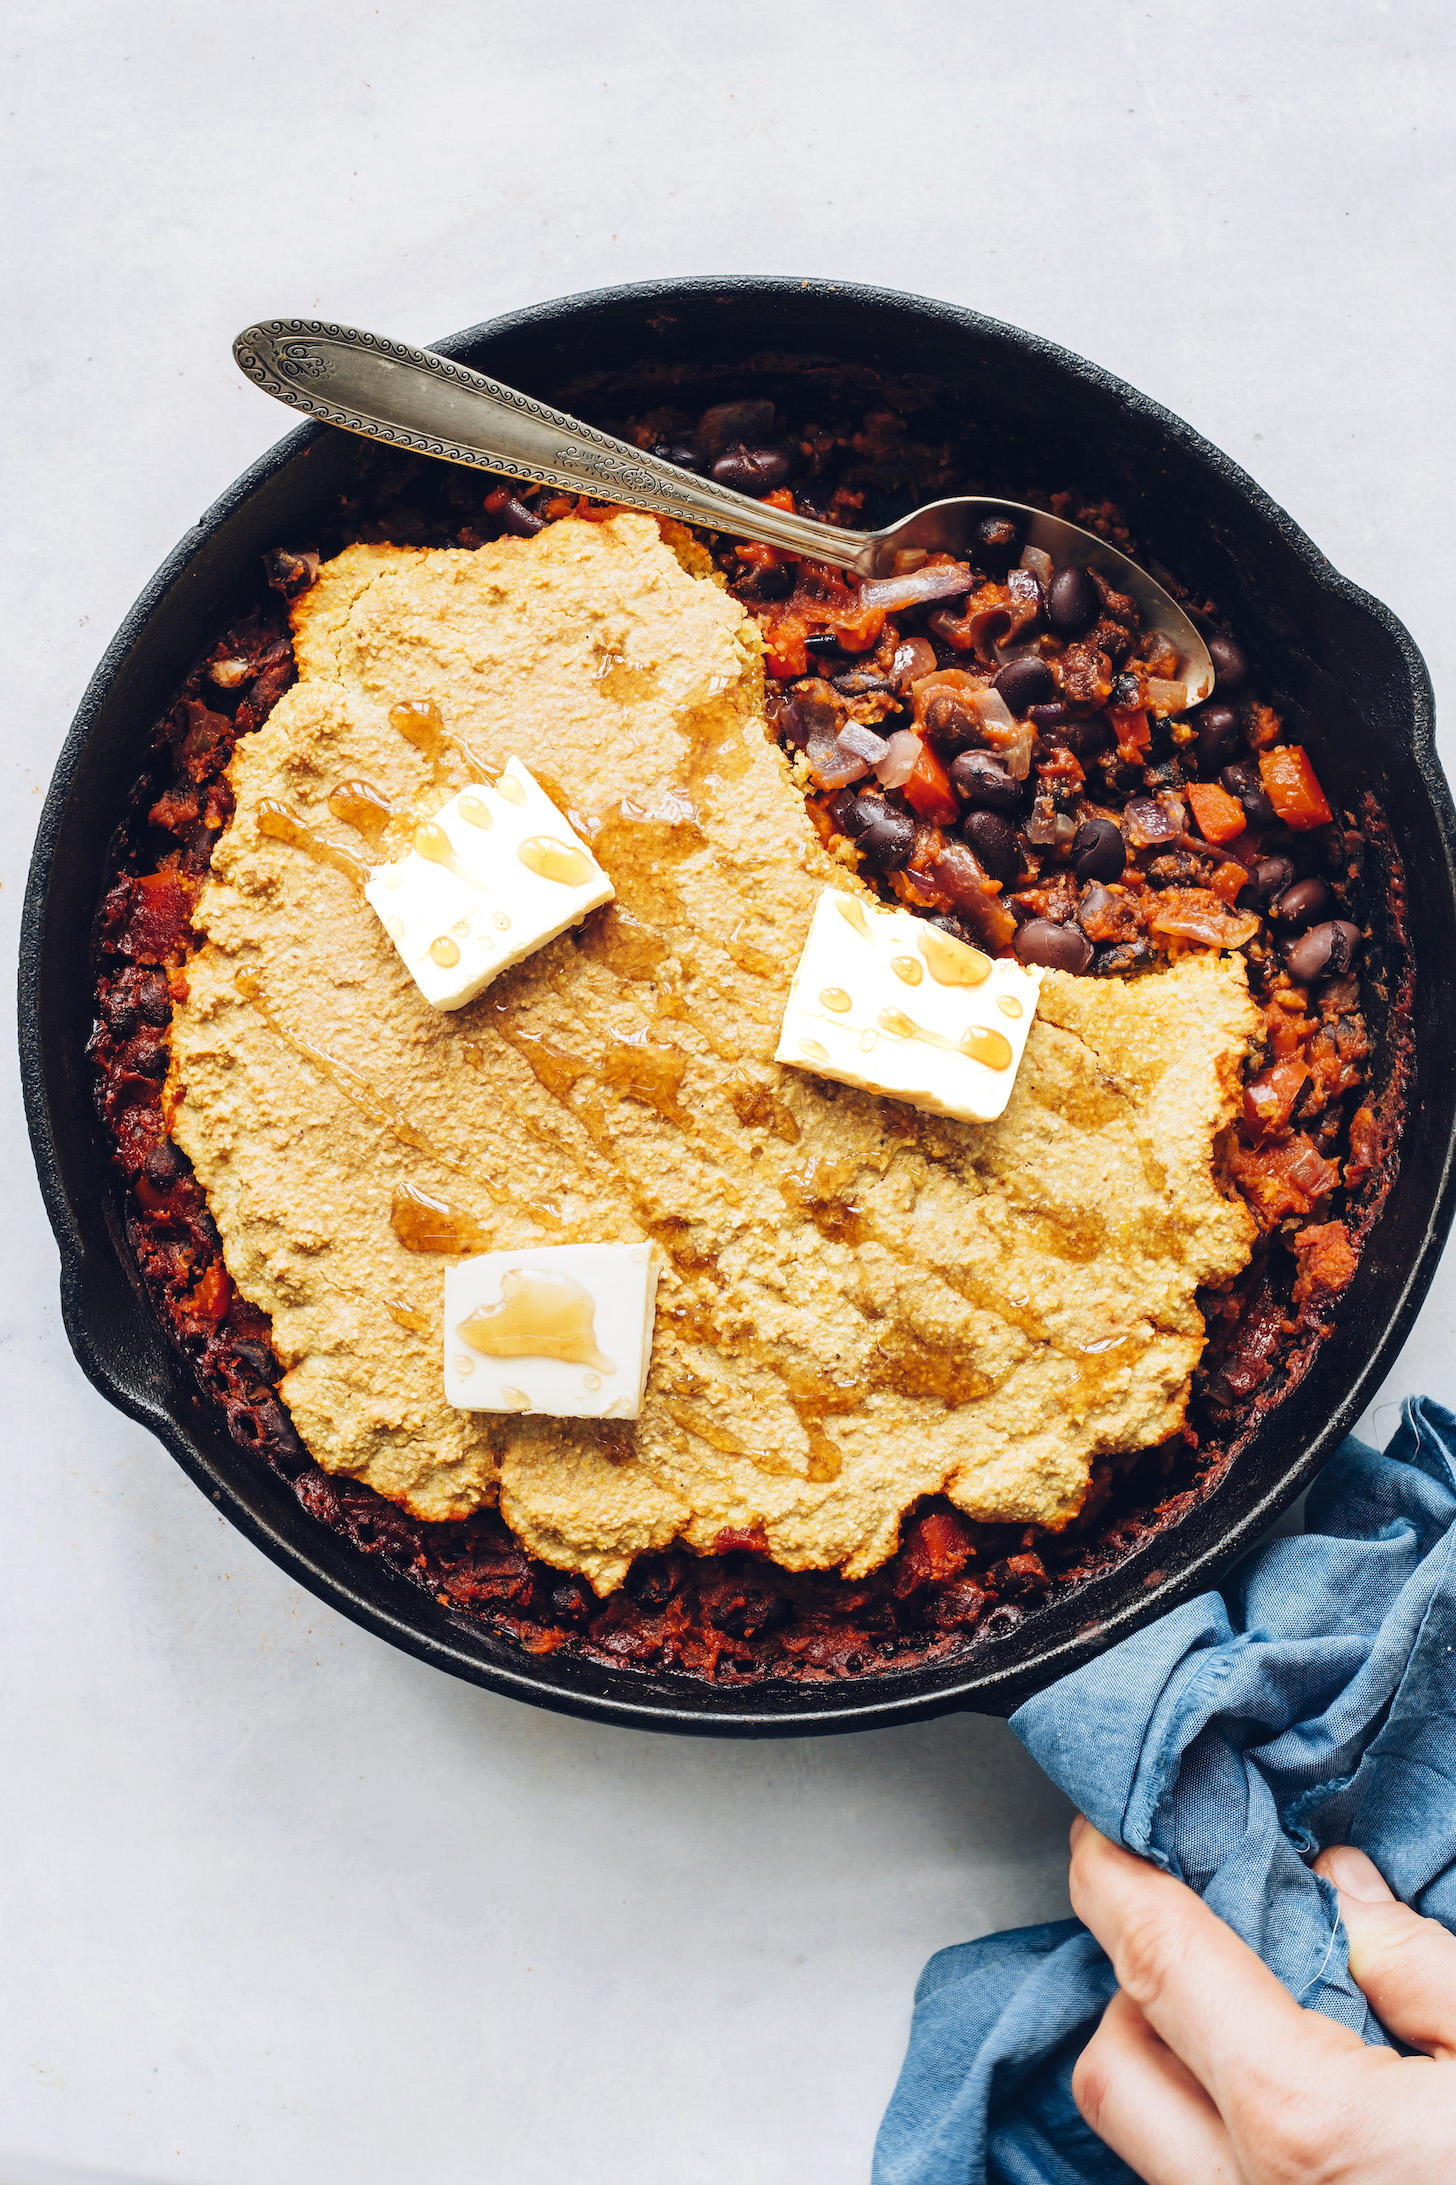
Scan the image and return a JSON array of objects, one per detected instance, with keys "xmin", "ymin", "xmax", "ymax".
[{"xmin": 1067, "ymin": 1813, "xmax": 1456, "ymax": 2183}]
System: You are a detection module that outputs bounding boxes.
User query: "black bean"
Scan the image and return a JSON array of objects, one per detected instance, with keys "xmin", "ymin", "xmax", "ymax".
[
  {"xmin": 852, "ymin": 797, "xmax": 916, "ymax": 870},
  {"xmin": 1272, "ymin": 877, "xmax": 1333, "ymax": 928},
  {"xmin": 710, "ymin": 443, "xmax": 795, "ymax": 495},
  {"xmin": 548, "ymin": 1574, "xmax": 597, "ymax": 1626},
  {"xmin": 921, "ymin": 690, "xmax": 982, "ymax": 752},
  {"xmin": 825, "ymin": 788, "xmax": 864, "ymax": 836},
  {"xmin": 1209, "ymin": 632, "xmax": 1251, "ymax": 692},
  {"xmin": 1014, "ymin": 918, "xmax": 1093, "ymax": 973},
  {"xmin": 1284, "ymin": 919, "xmax": 1361, "ymax": 983},
  {"xmin": 804, "ymin": 632, "xmax": 843, "ymax": 659},
  {"xmin": 697, "ymin": 399, "xmax": 777, "ymax": 458},
  {"xmin": 831, "ymin": 669, "xmax": 895, "ymax": 697},
  {"xmin": 1093, "ymin": 938, "xmax": 1150, "ymax": 976},
  {"xmin": 971, "ymin": 514, "xmax": 1021, "ymax": 573},
  {"xmin": 1111, "ymin": 672, "xmax": 1142, "ymax": 710},
  {"xmin": 1028, "ymin": 700, "xmax": 1071, "ymax": 730},
  {"xmin": 1252, "ymin": 854, "xmax": 1295, "ymax": 902},
  {"xmin": 497, "ymin": 494, "xmax": 546, "ymax": 537},
  {"xmin": 949, "ymin": 750, "xmax": 1021, "ymax": 811},
  {"xmin": 993, "ymin": 657, "xmax": 1056, "ymax": 714},
  {"xmin": 653, "ymin": 439, "xmax": 705, "ymax": 473},
  {"xmin": 103, "ymin": 993, "xmax": 139, "ymax": 1038},
  {"xmin": 1072, "ymin": 817, "xmax": 1126, "ymax": 883},
  {"xmin": 927, "ymin": 912, "xmax": 979, "ymax": 947},
  {"xmin": 743, "ymin": 562, "xmax": 794, "ymax": 602},
  {"xmin": 137, "ymin": 969, "xmax": 171, "ymax": 1025},
  {"xmin": 1046, "ymin": 566, "xmax": 1100, "ymax": 638},
  {"xmin": 133, "ymin": 1040, "xmax": 170, "ymax": 1080},
  {"xmin": 961, "ymin": 810, "xmax": 1018, "ymax": 881},
  {"xmin": 145, "ymin": 1139, "xmax": 182, "ymax": 1187},
  {"xmin": 1195, "ymin": 701, "xmax": 1244, "ymax": 770},
  {"xmin": 1221, "ymin": 762, "xmax": 1277, "ymax": 828}
]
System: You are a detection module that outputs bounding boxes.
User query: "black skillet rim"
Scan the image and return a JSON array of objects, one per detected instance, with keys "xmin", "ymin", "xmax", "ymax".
[{"xmin": 20, "ymin": 275, "xmax": 1456, "ymax": 1734}]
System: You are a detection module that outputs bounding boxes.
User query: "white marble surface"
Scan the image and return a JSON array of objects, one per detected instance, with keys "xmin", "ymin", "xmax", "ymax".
[{"xmin": 3, "ymin": 5, "xmax": 1452, "ymax": 2180}]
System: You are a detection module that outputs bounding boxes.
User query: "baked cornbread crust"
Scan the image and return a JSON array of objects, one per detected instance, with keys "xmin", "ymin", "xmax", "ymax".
[{"xmin": 168, "ymin": 514, "xmax": 1260, "ymax": 1593}]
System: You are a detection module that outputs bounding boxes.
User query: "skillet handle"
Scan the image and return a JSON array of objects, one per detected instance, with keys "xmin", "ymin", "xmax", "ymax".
[{"xmin": 233, "ymin": 318, "xmax": 868, "ymax": 569}]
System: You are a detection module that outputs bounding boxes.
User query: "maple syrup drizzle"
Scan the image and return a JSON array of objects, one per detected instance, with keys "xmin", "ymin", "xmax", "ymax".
[
  {"xmin": 497, "ymin": 774, "xmax": 528, "ymax": 807},
  {"xmin": 457, "ymin": 794, "xmax": 494, "ymax": 830},
  {"xmin": 458, "ymin": 1268, "xmax": 614, "ymax": 1371},
  {"xmin": 891, "ymin": 956, "xmax": 923, "ymax": 986},
  {"xmin": 255, "ymin": 800, "xmax": 372, "ymax": 885},
  {"xmin": 517, "ymin": 835, "xmax": 595, "ymax": 886},
  {"xmin": 429, "ymin": 936, "xmax": 462, "ymax": 966},
  {"xmin": 918, "ymin": 927, "xmax": 991, "ymax": 985},
  {"xmin": 833, "ymin": 895, "xmax": 872, "ymax": 940},
  {"xmin": 328, "ymin": 780, "xmax": 398, "ymax": 845},
  {"xmin": 997, "ymin": 994, "xmax": 1024, "ymax": 1018},
  {"xmin": 818, "ymin": 987, "xmax": 852, "ymax": 1013},
  {"xmin": 388, "ymin": 698, "xmax": 496, "ymax": 783}
]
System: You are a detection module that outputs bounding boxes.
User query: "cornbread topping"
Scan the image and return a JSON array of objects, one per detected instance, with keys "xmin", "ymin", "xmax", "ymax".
[{"xmin": 165, "ymin": 512, "xmax": 1261, "ymax": 1593}]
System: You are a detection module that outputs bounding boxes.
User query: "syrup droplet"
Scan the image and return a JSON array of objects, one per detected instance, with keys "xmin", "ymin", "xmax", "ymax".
[
  {"xmin": 328, "ymin": 779, "xmax": 398, "ymax": 845},
  {"xmin": 390, "ymin": 1181, "xmax": 491, "ymax": 1255},
  {"xmin": 891, "ymin": 955, "xmax": 923, "ymax": 986},
  {"xmin": 833, "ymin": 895, "xmax": 871, "ymax": 939},
  {"xmin": 383, "ymin": 1297, "xmax": 432, "ymax": 1336},
  {"xmin": 429, "ymin": 935, "xmax": 462, "ymax": 966},
  {"xmin": 384, "ymin": 915, "xmax": 406, "ymax": 943},
  {"xmin": 413, "ymin": 820, "xmax": 488, "ymax": 891},
  {"xmin": 583, "ymin": 1371, "xmax": 602, "ymax": 1391},
  {"xmin": 858, "ymin": 1028, "xmax": 877, "ymax": 1052},
  {"xmin": 497, "ymin": 773, "xmax": 528, "ymax": 807},
  {"xmin": 255, "ymin": 799, "xmax": 372, "ymax": 885},
  {"xmin": 453, "ymin": 1354, "xmax": 475, "ymax": 1375},
  {"xmin": 918, "ymin": 926, "xmax": 992, "ymax": 986},
  {"xmin": 500, "ymin": 1386, "xmax": 531, "ymax": 1410},
  {"xmin": 517, "ymin": 835, "xmax": 595, "ymax": 886},
  {"xmin": 458, "ymin": 1268, "xmax": 615, "ymax": 1371},
  {"xmin": 799, "ymin": 1038, "xmax": 830, "ymax": 1062},
  {"xmin": 960, "ymin": 1025, "xmax": 1015, "ymax": 1070},
  {"xmin": 457, "ymin": 794, "xmax": 494, "ymax": 830},
  {"xmin": 818, "ymin": 986, "xmax": 852, "ymax": 1013},
  {"xmin": 492, "ymin": 912, "xmax": 511, "ymax": 931},
  {"xmin": 997, "ymin": 994, "xmax": 1024, "ymax": 1018}
]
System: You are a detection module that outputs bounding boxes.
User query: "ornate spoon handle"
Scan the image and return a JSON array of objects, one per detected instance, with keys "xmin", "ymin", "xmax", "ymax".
[{"xmin": 234, "ymin": 319, "xmax": 871, "ymax": 570}]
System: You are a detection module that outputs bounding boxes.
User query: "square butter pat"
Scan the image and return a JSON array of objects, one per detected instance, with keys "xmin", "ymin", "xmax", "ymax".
[
  {"xmin": 364, "ymin": 757, "xmax": 613, "ymax": 1010},
  {"xmin": 444, "ymin": 1243, "xmax": 660, "ymax": 1419},
  {"xmin": 775, "ymin": 890, "xmax": 1043, "ymax": 1123}
]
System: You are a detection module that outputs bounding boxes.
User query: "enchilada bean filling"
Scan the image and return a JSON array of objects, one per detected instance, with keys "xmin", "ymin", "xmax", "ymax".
[{"xmin": 88, "ymin": 394, "xmax": 1411, "ymax": 1681}]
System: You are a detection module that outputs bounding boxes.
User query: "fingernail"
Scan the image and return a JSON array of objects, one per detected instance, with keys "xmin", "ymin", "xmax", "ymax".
[{"xmin": 1325, "ymin": 1845, "xmax": 1395, "ymax": 1903}]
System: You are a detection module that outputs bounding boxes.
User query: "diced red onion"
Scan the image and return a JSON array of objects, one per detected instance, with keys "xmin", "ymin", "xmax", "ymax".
[
  {"xmin": 1008, "ymin": 568, "xmax": 1042, "ymax": 607},
  {"xmin": 996, "ymin": 725, "xmax": 1035, "ymax": 781},
  {"xmin": 806, "ymin": 724, "xmax": 864, "ymax": 789},
  {"xmin": 967, "ymin": 683, "xmax": 1016, "ymax": 733},
  {"xmin": 890, "ymin": 548, "xmax": 928, "ymax": 575},
  {"xmin": 1123, "ymin": 793, "xmax": 1187, "ymax": 846},
  {"xmin": 1020, "ymin": 544, "xmax": 1053, "ymax": 582},
  {"xmin": 860, "ymin": 562, "xmax": 973, "ymax": 612},
  {"xmin": 1285, "ymin": 1143, "xmax": 1340, "ymax": 1197},
  {"xmin": 1026, "ymin": 794, "xmax": 1060, "ymax": 846},
  {"xmin": 837, "ymin": 722, "xmax": 891, "ymax": 767},
  {"xmin": 876, "ymin": 729, "xmax": 923, "ymax": 789},
  {"xmin": 1146, "ymin": 676, "xmax": 1188, "ymax": 717}
]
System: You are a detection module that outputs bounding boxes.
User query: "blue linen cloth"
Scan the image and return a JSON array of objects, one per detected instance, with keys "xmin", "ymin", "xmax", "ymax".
[{"xmin": 874, "ymin": 1396, "xmax": 1456, "ymax": 2185}]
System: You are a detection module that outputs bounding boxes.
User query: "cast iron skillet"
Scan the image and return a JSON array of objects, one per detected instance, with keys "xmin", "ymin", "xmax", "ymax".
[{"xmin": 20, "ymin": 278, "xmax": 1456, "ymax": 1735}]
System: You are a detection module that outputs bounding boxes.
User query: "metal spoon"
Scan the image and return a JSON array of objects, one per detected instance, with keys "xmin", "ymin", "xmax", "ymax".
[{"xmin": 234, "ymin": 318, "xmax": 1214, "ymax": 704}]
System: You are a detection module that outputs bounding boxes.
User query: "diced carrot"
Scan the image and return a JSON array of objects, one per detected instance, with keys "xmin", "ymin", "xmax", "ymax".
[
  {"xmin": 902, "ymin": 742, "xmax": 959, "ymax": 826},
  {"xmin": 185, "ymin": 1259, "xmax": 231, "ymax": 1323},
  {"xmin": 762, "ymin": 488, "xmax": 796, "ymax": 513},
  {"xmin": 1209, "ymin": 860, "xmax": 1250, "ymax": 905},
  {"xmin": 1258, "ymin": 745, "xmax": 1333, "ymax": 830},
  {"xmin": 736, "ymin": 540, "xmax": 795, "ymax": 571},
  {"xmin": 1109, "ymin": 705, "xmax": 1151, "ymax": 762},
  {"xmin": 763, "ymin": 617, "xmax": 808, "ymax": 679},
  {"xmin": 1187, "ymin": 781, "xmax": 1248, "ymax": 846}
]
